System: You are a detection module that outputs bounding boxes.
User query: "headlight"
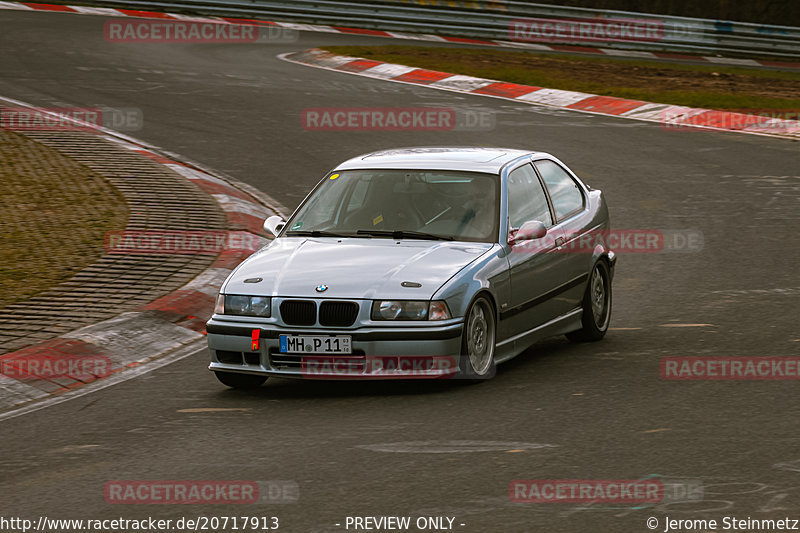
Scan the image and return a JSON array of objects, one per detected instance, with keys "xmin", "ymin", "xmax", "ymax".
[
  {"xmin": 371, "ymin": 300, "xmax": 451, "ymax": 321},
  {"xmin": 216, "ymin": 294, "xmax": 271, "ymax": 317}
]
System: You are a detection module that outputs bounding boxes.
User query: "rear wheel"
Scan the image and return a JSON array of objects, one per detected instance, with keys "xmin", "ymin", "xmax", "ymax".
[
  {"xmin": 460, "ymin": 295, "xmax": 496, "ymax": 380},
  {"xmin": 566, "ymin": 260, "xmax": 612, "ymax": 342},
  {"xmin": 214, "ymin": 371, "xmax": 267, "ymax": 389}
]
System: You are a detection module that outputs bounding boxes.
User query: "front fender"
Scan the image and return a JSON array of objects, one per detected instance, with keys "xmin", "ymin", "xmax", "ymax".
[{"xmin": 432, "ymin": 244, "xmax": 509, "ymax": 320}]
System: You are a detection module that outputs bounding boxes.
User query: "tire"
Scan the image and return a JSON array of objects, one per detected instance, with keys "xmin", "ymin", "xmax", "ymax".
[
  {"xmin": 459, "ymin": 295, "xmax": 497, "ymax": 381},
  {"xmin": 214, "ymin": 371, "xmax": 267, "ymax": 389},
  {"xmin": 566, "ymin": 260, "xmax": 612, "ymax": 342}
]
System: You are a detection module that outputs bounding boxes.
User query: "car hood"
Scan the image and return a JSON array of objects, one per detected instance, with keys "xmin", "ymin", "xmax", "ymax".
[{"xmin": 223, "ymin": 237, "xmax": 492, "ymax": 299}]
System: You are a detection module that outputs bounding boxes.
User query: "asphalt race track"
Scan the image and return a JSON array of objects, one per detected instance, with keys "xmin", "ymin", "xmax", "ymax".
[{"xmin": 1, "ymin": 9, "xmax": 799, "ymax": 533}]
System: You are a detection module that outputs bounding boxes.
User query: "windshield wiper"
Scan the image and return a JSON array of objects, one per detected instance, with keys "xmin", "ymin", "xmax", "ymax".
[
  {"xmin": 284, "ymin": 230, "xmax": 363, "ymax": 238},
  {"xmin": 356, "ymin": 229, "xmax": 454, "ymax": 241}
]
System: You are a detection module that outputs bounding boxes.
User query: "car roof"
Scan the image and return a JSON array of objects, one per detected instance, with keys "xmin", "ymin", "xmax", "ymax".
[{"xmin": 334, "ymin": 147, "xmax": 545, "ymax": 173}]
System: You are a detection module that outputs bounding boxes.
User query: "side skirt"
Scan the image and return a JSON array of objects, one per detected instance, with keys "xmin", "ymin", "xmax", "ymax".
[{"xmin": 494, "ymin": 308, "xmax": 583, "ymax": 365}]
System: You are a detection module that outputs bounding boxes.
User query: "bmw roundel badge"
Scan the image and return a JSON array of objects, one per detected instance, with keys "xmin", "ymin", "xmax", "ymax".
[{"xmin": 315, "ymin": 284, "xmax": 328, "ymax": 293}]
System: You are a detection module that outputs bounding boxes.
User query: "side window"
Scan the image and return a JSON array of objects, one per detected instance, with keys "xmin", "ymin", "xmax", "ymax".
[
  {"xmin": 507, "ymin": 164, "xmax": 552, "ymax": 229},
  {"xmin": 534, "ymin": 160, "xmax": 584, "ymax": 221}
]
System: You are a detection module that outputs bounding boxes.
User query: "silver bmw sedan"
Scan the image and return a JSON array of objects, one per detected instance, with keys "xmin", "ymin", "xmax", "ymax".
[{"xmin": 207, "ymin": 147, "xmax": 615, "ymax": 387}]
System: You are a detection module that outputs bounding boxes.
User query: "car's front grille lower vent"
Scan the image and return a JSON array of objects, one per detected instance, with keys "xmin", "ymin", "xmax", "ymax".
[
  {"xmin": 216, "ymin": 351, "xmax": 260, "ymax": 366},
  {"xmin": 217, "ymin": 350, "xmax": 243, "ymax": 365},
  {"xmin": 243, "ymin": 352, "xmax": 260, "ymax": 365},
  {"xmin": 319, "ymin": 301, "xmax": 359, "ymax": 327},
  {"xmin": 269, "ymin": 350, "xmax": 366, "ymax": 373},
  {"xmin": 280, "ymin": 300, "xmax": 316, "ymax": 326}
]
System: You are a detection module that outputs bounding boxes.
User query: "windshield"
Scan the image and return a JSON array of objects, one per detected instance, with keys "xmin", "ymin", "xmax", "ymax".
[{"xmin": 283, "ymin": 169, "xmax": 499, "ymax": 243}]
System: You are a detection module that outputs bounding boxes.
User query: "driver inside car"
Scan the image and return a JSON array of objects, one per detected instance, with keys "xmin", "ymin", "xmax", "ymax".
[{"xmin": 422, "ymin": 178, "xmax": 495, "ymax": 240}]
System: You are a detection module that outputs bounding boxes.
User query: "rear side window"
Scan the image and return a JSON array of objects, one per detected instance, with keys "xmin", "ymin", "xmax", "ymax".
[{"xmin": 534, "ymin": 160, "xmax": 584, "ymax": 221}]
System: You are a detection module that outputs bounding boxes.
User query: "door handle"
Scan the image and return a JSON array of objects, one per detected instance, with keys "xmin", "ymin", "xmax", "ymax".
[{"xmin": 555, "ymin": 236, "xmax": 565, "ymax": 247}]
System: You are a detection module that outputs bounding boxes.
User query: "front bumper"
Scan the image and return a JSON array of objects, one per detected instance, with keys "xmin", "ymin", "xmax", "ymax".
[{"xmin": 206, "ymin": 318, "xmax": 464, "ymax": 380}]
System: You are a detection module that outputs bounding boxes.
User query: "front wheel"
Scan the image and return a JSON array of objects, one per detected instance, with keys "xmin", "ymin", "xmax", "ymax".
[
  {"xmin": 460, "ymin": 295, "xmax": 497, "ymax": 380},
  {"xmin": 215, "ymin": 371, "xmax": 267, "ymax": 389},
  {"xmin": 566, "ymin": 260, "xmax": 612, "ymax": 342}
]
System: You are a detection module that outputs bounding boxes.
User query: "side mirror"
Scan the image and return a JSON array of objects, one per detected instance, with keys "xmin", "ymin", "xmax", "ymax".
[
  {"xmin": 263, "ymin": 215, "xmax": 285, "ymax": 237},
  {"xmin": 509, "ymin": 220, "xmax": 547, "ymax": 245}
]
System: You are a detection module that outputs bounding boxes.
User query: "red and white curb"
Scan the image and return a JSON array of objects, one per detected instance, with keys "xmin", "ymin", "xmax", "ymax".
[
  {"xmin": 281, "ymin": 48, "xmax": 800, "ymax": 140},
  {"xmin": 0, "ymin": 95, "xmax": 286, "ymax": 419},
  {"xmin": 1, "ymin": 1, "xmax": 799, "ymax": 70}
]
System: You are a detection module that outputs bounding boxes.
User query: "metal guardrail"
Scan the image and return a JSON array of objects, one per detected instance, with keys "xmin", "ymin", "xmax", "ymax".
[{"xmin": 84, "ymin": 0, "xmax": 800, "ymax": 58}]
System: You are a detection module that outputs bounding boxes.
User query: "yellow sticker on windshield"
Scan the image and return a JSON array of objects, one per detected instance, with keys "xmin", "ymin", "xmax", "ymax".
[
  {"xmin": 372, "ymin": 215, "xmax": 384, "ymax": 225},
  {"xmin": 329, "ymin": 173, "xmax": 339, "ymax": 180}
]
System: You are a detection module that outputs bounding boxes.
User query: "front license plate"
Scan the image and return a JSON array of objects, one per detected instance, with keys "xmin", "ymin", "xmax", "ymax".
[{"xmin": 279, "ymin": 335, "xmax": 352, "ymax": 354}]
